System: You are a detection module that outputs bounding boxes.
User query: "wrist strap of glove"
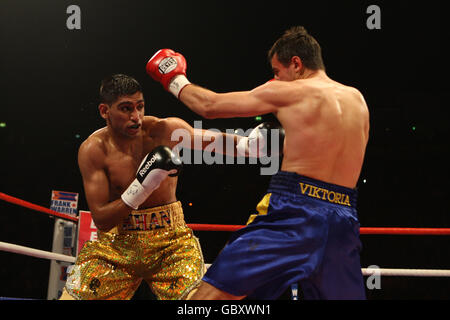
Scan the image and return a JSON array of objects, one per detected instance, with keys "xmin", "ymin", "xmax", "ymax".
[
  {"xmin": 236, "ymin": 136, "xmax": 248, "ymax": 157},
  {"xmin": 121, "ymin": 178, "xmax": 147, "ymax": 210},
  {"xmin": 169, "ymin": 75, "xmax": 191, "ymax": 98}
]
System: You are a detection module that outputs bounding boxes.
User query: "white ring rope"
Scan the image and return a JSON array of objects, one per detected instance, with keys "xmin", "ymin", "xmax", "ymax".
[
  {"xmin": 203, "ymin": 264, "xmax": 450, "ymax": 277},
  {"xmin": 0, "ymin": 241, "xmax": 76, "ymax": 263},
  {"xmin": 1, "ymin": 243, "xmax": 449, "ymax": 277},
  {"xmin": 361, "ymin": 268, "xmax": 450, "ymax": 277}
]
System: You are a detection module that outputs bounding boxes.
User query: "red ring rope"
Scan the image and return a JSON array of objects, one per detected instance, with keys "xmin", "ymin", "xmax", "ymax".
[
  {"xmin": 187, "ymin": 223, "xmax": 450, "ymax": 235},
  {"xmin": 0, "ymin": 192, "xmax": 78, "ymax": 222},
  {"xmin": 1, "ymin": 192, "xmax": 449, "ymax": 235}
]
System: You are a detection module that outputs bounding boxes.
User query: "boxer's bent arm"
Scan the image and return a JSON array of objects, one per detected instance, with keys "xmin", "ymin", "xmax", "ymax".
[
  {"xmin": 78, "ymin": 141, "xmax": 132, "ymax": 232},
  {"xmin": 179, "ymin": 81, "xmax": 292, "ymax": 119}
]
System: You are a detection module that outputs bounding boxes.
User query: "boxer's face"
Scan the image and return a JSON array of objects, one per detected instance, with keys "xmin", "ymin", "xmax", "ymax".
[
  {"xmin": 100, "ymin": 91, "xmax": 145, "ymax": 138},
  {"xmin": 271, "ymin": 54, "xmax": 300, "ymax": 81}
]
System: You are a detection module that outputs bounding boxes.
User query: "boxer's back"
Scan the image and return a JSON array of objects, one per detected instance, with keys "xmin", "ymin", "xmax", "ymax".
[{"xmin": 277, "ymin": 76, "xmax": 370, "ymax": 188}]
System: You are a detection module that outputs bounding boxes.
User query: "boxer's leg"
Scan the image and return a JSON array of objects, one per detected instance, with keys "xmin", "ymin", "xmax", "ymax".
[
  {"xmin": 145, "ymin": 228, "xmax": 205, "ymax": 300},
  {"xmin": 59, "ymin": 288, "xmax": 76, "ymax": 300},
  {"xmin": 62, "ymin": 233, "xmax": 141, "ymax": 300},
  {"xmin": 188, "ymin": 281, "xmax": 245, "ymax": 300}
]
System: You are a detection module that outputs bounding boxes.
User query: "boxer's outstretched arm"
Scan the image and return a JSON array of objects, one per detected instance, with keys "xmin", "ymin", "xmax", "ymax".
[
  {"xmin": 163, "ymin": 117, "xmax": 242, "ymax": 156},
  {"xmin": 146, "ymin": 49, "xmax": 293, "ymax": 119},
  {"xmin": 179, "ymin": 82, "xmax": 281, "ymax": 119}
]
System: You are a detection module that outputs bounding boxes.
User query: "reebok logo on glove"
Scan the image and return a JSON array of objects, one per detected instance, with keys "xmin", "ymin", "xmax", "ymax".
[
  {"xmin": 121, "ymin": 146, "xmax": 182, "ymax": 210},
  {"xmin": 158, "ymin": 57, "xmax": 178, "ymax": 74},
  {"xmin": 138, "ymin": 154, "xmax": 159, "ymax": 178}
]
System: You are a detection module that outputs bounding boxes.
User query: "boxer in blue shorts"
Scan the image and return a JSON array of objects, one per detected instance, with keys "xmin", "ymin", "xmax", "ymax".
[
  {"xmin": 147, "ymin": 26, "xmax": 370, "ymax": 299},
  {"xmin": 202, "ymin": 171, "xmax": 365, "ymax": 299}
]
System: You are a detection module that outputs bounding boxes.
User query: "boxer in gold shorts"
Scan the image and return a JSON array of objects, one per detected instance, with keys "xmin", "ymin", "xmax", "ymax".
[
  {"xmin": 63, "ymin": 202, "xmax": 204, "ymax": 300},
  {"xmin": 60, "ymin": 74, "xmax": 244, "ymax": 300}
]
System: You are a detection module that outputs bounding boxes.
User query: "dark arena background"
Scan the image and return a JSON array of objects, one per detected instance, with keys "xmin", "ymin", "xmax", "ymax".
[{"xmin": 0, "ymin": 0, "xmax": 447, "ymax": 301}]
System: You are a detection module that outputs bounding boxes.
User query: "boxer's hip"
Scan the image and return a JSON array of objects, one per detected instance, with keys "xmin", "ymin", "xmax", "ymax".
[
  {"xmin": 268, "ymin": 171, "xmax": 358, "ymax": 209},
  {"xmin": 247, "ymin": 170, "xmax": 359, "ymax": 226}
]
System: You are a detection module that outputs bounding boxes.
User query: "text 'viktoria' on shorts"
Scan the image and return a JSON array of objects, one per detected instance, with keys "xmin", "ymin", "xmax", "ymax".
[{"xmin": 267, "ymin": 172, "xmax": 358, "ymax": 208}]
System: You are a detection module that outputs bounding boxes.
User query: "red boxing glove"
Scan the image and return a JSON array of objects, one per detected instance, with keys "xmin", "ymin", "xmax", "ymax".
[{"xmin": 146, "ymin": 49, "xmax": 191, "ymax": 98}]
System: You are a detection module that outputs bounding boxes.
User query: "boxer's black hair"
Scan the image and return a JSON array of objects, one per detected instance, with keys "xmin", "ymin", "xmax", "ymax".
[
  {"xmin": 99, "ymin": 74, "xmax": 142, "ymax": 105},
  {"xmin": 268, "ymin": 26, "xmax": 325, "ymax": 71}
]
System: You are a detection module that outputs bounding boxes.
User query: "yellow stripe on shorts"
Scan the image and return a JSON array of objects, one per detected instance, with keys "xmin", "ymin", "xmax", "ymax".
[{"xmin": 246, "ymin": 193, "xmax": 272, "ymax": 225}]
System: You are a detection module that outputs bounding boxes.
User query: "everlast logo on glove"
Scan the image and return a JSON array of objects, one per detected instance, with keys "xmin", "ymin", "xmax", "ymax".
[
  {"xmin": 139, "ymin": 154, "xmax": 159, "ymax": 178},
  {"xmin": 159, "ymin": 57, "xmax": 177, "ymax": 74}
]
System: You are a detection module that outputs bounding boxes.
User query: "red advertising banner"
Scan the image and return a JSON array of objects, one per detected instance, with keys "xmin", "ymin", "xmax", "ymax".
[{"xmin": 77, "ymin": 210, "xmax": 98, "ymax": 254}]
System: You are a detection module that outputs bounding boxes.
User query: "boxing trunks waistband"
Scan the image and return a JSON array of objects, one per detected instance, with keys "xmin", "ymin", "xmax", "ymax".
[
  {"xmin": 267, "ymin": 171, "xmax": 358, "ymax": 209},
  {"xmin": 118, "ymin": 201, "xmax": 186, "ymax": 232}
]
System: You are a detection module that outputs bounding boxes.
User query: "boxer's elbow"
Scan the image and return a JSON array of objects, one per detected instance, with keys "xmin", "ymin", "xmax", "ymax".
[
  {"xmin": 202, "ymin": 107, "xmax": 219, "ymax": 119},
  {"xmin": 90, "ymin": 208, "xmax": 119, "ymax": 232},
  {"xmin": 96, "ymin": 223, "xmax": 112, "ymax": 232},
  {"xmin": 91, "ymin": 214, "xmax": 113, "ymax": 232}
]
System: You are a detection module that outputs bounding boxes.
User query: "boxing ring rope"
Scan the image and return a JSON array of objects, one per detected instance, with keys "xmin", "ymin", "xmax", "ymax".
[
  {"xmin": 1, "ymin": 191, "xmax": 450, "ymax": 278},
  {"xmin": 0, "ymin": 192, "xmax": 78, "ymax": 222},
  {"xmin": 2, "ymin": 192, "xmax": 450, "ymax": 236},
  {"xmin": 0, "ymin": 241, "xmax": 76, "ymax": 264},
  {"xmin": 187, "ymin": 223, "xmax": 450, "ymax": 235}
]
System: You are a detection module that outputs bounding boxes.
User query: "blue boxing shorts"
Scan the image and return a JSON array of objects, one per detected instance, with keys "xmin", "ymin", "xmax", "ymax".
[{"xmin": 202, "ymin": 171, "xmax": 366, "ymax": 300}]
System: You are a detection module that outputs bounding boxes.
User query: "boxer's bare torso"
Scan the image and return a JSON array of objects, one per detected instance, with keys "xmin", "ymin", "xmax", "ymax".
[
  {"xmin": 81, "ymin": 117, "xmax": 178, "ymax": 208},
  {"xmin": 180, "ymin": 60, "xmax": 369, "ymax": 189},
  {"xmin": 78, "ymin": 92, "xmax": 188, "ymax": 230}
]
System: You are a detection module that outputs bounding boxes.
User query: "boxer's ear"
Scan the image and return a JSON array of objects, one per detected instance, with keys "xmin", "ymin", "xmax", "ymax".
[
  {"xmin": 99, "ymin": 103, "xmax": 109, "ymax": 120},
  {"xmin": 291, "ymin": 56, "xmax": 303, "ymax": 73}
]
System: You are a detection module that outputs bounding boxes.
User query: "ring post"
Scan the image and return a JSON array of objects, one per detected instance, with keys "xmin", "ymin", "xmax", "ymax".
[{"xmin": 46, "ymin": 191, "xmax": 79, "ymax": 300}]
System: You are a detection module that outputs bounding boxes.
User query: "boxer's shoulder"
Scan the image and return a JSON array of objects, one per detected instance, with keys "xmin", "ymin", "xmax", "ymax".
[
  {"xmin": 78, "ymin": 129, "xmax": 107, "ymax": 165},
  {"xmin": 144, "ymin": 116, "xmax": 191, "ymax": 137},
  {"xmin": 142, "ymin": 115, "xmax": 165, "ymax": 134},
  {"xmin": 81, "ymin": 128, "xmax": 105, "ymax": 148}
]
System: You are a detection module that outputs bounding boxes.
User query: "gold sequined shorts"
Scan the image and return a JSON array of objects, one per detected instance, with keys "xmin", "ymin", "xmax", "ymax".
[{"xmin": 64, "ymin": 201, "xmax": 204, "ymax": 300}]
